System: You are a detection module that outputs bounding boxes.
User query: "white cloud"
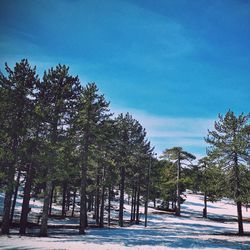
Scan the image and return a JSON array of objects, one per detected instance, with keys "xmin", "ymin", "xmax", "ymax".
[{"xmin": 112, "ymin": 106, "xmax": 215, "ymax": 158}]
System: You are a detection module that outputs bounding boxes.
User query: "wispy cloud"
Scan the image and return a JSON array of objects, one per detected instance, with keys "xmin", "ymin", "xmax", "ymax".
[{"xmin": 112, "ymin": 106, "xmax": 215, "ymax": 158}]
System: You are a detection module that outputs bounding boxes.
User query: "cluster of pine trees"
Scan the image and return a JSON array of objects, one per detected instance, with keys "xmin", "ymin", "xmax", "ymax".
[
  {"xmin": 0, "ymin": 59, "xmax": 249, "ymax": 237},
  {"xmin": 157, "ymin": 112, "xmax": 250, "ymax": 235},
  {"xmin": 0, "ymin": 59, "xmax": 154, "ymax": 236}
]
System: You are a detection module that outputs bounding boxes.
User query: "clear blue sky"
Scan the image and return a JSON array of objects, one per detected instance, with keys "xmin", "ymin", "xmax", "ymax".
[{"xmin": 1, "ymin": 0, "xmax": 249, "ymax": 158}]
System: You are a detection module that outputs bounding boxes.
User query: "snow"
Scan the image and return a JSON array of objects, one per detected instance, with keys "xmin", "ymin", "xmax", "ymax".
[{"xmin": 1, "ymin": 193, "xmax": 250, "ymax": 249}]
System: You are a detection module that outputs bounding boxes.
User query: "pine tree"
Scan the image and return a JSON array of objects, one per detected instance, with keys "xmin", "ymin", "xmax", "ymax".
[
  {"xmin": 205, "ymin": 110, "xmax": 249, "ymax": 235},
  {"xmin": 0, "ymin": 59, "xmax": 38, "ymax": 234},
  {"xmin": 38, "ymin": 65, "xmax": 81, "ymax": 237},
  {"xmin": 76, "ymin": 83, "xmax": 111, "ymax": 234},
  {"xmin": 198, "ymin": 156, "xmax": 225, "ymax": 218},
  {"xmin": 114, "ymin": 113, "xmax": 150, "ymax": 226},
  {"xmin": 160, "ymin": 147, "xmax": 195, "ymax": 216}
]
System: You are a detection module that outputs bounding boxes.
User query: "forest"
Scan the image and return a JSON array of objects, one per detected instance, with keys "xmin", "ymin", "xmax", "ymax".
[{"xmin": 0, "ymin": 59, "xmax": 250, "ymax": 240}]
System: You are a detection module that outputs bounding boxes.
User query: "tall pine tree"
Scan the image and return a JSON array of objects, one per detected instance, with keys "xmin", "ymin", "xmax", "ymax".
[
  {"xmin": 205, "ymin": 110, "xmax": 249, "ymax": 235},
  {"xmin": 0, "ymin": 59, "xmax": 38, "ymax": 234},
  {"xmin": 38, "ymin": 65, "xmax": 81, "ymax": 236}
]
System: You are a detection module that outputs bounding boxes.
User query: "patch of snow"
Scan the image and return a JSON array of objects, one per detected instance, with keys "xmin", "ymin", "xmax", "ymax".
[{"xmin": 1, "ymin": 193, "xmax": 250, "ymax": 249}]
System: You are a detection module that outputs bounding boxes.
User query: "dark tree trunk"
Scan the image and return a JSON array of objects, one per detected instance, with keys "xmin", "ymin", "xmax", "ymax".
[
  {"xmin": 72, "ymin": 188, "xmax": 77, "ymax": 217},
  {"xmin": 19, "ymin": 164, "xmax": 33, "ymax": 234},
  {"xmin": 66, "ymin": 188, "xmax": 71, "ymax": 211},
  {"xmin": 119, "ymin": 165, "xmax": 125, "ymax": 227},
  {"xmin": 133, "ymin": 187, "xmax": 136, "ymax": 221},
  {"xmin": 203, "ymin": 191, "xmax": 207, "ymax": 218},
  {"xmin": 88, "ymin": 194, "xmax": 92, "ymax": 212},
  {"xmin": 79, "ymin": 123, "xmax": 90, "ymax": 235},
  {"xmin": 1, "ymin": 163, "xmax": 15, "ymax": 234},
  {"xmin": 237, "ymin": 201, "xmax": 244, "ymax": 235},
  {"xmin": 10, "ymin": 168, "xmax": 21, "ymax": 224},
  {"xmin": 99, "ymin": 184, "xmax": 105, "ymax": 228},
  {"xmin": 99, "ymin": 165, "xmax": 106, "ymax": 228},
  {"xmin": 53, "ymin": 185, "xmax": 57, "ymax": 203},
  {"xmin": 108, "ymin": 186, "xmax": 111, "ymax": 226},
  {"xmin": 49, "ymin": 184, "xmax": 54, "ymax": 216},
  {"xmin": 39, "ymin": 178, "xmax": 53, "ymax": 237},
  {"xmin": 1, "ymin": 138, "xmax": 18, "ymax": 235},
  {"xmin": 61, "ymin": 183, "xmax": 67, "ymax": 217},
  {"xmin": 176, "ymin": 156, "xmax": 181, "ymax": 216},
  {"xmin": 79, "ymin": 168, "xmax": 87, "ymax": 234},
  {"xmin": 79, "ymin": 147, "xmax": 88, "ymax": 234},
  {"xmin": 95, "ymin": 174, "xmax": 100, "ymax": 224},
  {"xmin": 130, "ymin": 187, "xmax": 135, "ymax": 222},
  {"xmin": 136, "ymin": 185, "xmax": 140, "ymax": 225},
  {"xmin": 172, "ymin": 200, "xmax": 175, "ymax": 210},
  {"xmin": 234, "ymin": 152, "xmax": 244, "ymax": 235}
]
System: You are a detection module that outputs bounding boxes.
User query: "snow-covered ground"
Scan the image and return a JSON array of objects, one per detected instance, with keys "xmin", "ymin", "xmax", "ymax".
[{"xmin": 1, "ymin": 193, "xmax": 250, "ymax": 249}]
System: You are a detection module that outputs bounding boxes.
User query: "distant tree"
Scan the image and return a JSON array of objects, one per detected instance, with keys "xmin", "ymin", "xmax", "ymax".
[
  {"xmin": 160, "ymin": 147, "xmax": 196, "ymax": 216},
  {"xmin": 158, "ymin": 160, "xmax": 177, "ymax": 210},
  {"xmin": 197, "ymin": 156, "xmax": 226, "ymax": 218},
  {"xmin": 205, "ymin": 110, "xmax": 250, "ymax": 235},
  {"xmin": 148, "ymin": 158, "xmax": 163, "ymax": 208}
]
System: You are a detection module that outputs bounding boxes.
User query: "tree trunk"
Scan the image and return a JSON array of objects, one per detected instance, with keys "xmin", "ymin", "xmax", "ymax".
[
  {"xmin": 99, "ymin": 166, "xmax": 106, "ymax": 228},
  {"xmin": 1, "ymin": 138, "xmax": 18, "ymax": 235},
  {"xmin": 49, "ymin": 184, "xmax": 54, "ymax": 216},
  {"xmin": 99, "ymin": 185, "xmax": 105, "ymax": 228},
  {"xmin": 119, "ymin": 164, "xmax": 125, "ymax": 227},
  {"xmin": 1, "ymin": 164, "xmax": 15, "ymax": 234},
  {"xmin": 144, "ymin": 156, "xmax": 151, "ymax": 227},
  {"xmin": 66, "ymin": 188, "xmax": 71, "ymax": 211},
  {"xmin": 79, "ymin": 144, "xmax": 88, "ymax": 234},
  {"xmin": 95, "ymin": 174, "xmax": 100, "ymax": 224},
  {"xmin": 61, "ymin": 182, "xmax": 67, "ymax": 217},
  {"xmin": 19, "ymin": 164, "xmax": 33, "ymax": 234},
  {"xmin": 136, "ymin": 185, "xmax": 140, "ymax": 225},
  {"xmin": 234, "ymin": 152, "xmax": 244, "ymax": 235},
  {"xmin": 203, "ymin": 191, "xmax": 207, "ymax": 218},
  {"xmin": 133, "ymin": 187, "xmax": 136, "ymax": 221},
  {"xmin": 108, "ymin": 186, "xmax": 111, "ymax": 226},
  {"xmin": 237, "ymin": 201, "xmax": 244, "ymax": 235},
  {"xmin": 10, "ymin": 169, "xmax": 21, "ymax": 224},
  {"xmin": 172, "ymin": 200, "xmax": 175, "ymax": 210},
  {"xmin": 72, "ymin": 188, "xmax": 77, "ymax": 217},
  {"xmin": 176, "ymin": 156, "xmax": 181, "ymax": 216},
  {"xmin": 79, "ymin": 169, "xmax": 87, "ymax": 234},
  {"xmin": 53, "ymin": 185, "xmax": 57, "ymax": 203},
  {"xmin": 39, "ymin": 179, "xmax": 53, "ymax": 237},
  {"xmin": 130, "ymin": 187, "xmax": 135, "ymax": 222},
  {"xmin": 88, "ymin": 194, "xmax": 92, "ymax": 212}
]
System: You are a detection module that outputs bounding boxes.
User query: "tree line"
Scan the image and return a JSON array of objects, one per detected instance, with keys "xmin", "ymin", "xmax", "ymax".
[{"xmin": 0, "ymin": 59, "xmax": 249, "ymax": 236}]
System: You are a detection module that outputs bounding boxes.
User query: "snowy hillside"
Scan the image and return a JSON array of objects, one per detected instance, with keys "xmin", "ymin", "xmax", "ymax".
[{"xmin": 1, "ymin": 193, "xmax": 250, "ymax": 250}]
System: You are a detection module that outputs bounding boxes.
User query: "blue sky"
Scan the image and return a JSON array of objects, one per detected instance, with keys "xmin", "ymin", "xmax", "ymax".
[{"xmin": 1, "ymin": 0, "xmax": 250, "ymax": 158}]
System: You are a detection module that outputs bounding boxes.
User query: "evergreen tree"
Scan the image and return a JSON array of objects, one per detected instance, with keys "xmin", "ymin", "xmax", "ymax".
[
  {"xmin": 114, "ymin": 113, "xmax": 150, "ymax": 226},
  {"xmin": 205, "ymin": 110, "xmax": 249, "ymax": 235},
  {"xmin": 38, "ymin": 65, "xmax": 81, "ymax": 236},
  {"xmin": 198, "ymin": 156, "xmax": 225, "ymax": 218},
  {"xmin": 76, "ymin": 83, "xmax": 111, "ymax": 234},
  {"xmin": 160, "ymin": 147, "xmax": 195, "ymax": 216},
  {"xmin": 0, "ymin": 59, "xmax": 38, "ymax": 234}
]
